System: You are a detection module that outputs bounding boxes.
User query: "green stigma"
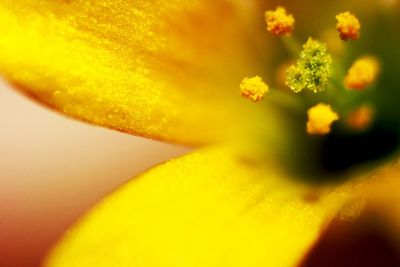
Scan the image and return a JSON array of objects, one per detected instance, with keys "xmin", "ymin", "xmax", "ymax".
[{"xmin": 285, "ymin": 38, "xmax": 332, "ymax": 93}]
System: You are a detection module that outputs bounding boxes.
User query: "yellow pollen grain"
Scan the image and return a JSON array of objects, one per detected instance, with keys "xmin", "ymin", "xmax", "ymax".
[
  {"xmin": 347, "ymin": 105, "xmax": 375, "ymax": 131},
  {"xmin": 307, "ymin": 103, "xmax": 339, "ymax": 135},
  {"xmin": 265, "ymin": 7, "xmax": 294, "ymax": 36},
  {"xmin": 239, "ymin": 76, "xmax": 269, "ymax": 102},
  {"xmin": 336, "ymin": 11, "xmax": 361, "ymax": 41},
  {"xmin": 344, "ymin": 57, "xmax": 380, "ymax": 90}
]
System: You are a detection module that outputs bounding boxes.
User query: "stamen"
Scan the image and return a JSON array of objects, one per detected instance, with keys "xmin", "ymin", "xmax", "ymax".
[
  {"xmin": 285, "ymin": 38, "xmax": 332, "ymax": 93},
  {"xmin": 239, "ymin": 76, "xmax": 269, "ymax": 102},
  {"xmin": 307, "ymin": 103, "xmax": 339, "ymax": 135},
  {"xmin": 265, "ymin": 7, "xmax": 295, "ymax": 36},
  {"xmin": 336, "ymin": 12, "xmax": 361, "ymax": 41},
  {"xmin": 347, "ymin": 105, "xmax": 375, "ymax": 130},
  {"xmin": 344, "ymin": 57, "xmax": 380, "ymax": 90}
]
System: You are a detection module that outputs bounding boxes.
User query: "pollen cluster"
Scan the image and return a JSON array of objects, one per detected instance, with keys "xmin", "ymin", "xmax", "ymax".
[
  {"xmin": 285, "ymin": 38, "xmax": 332, "ymax": 93},
  {"xmin": 240, "ymin": 6, "xmax": 381, "ymax": 137},
  {"xmin": 336, "ymin": 12, "xmax": 361, "ymax": 41},
  {"xmin": 265, "ymin": 7, "xmax": 294, "ymax": 36},
  {"xmin": 239, "ymin": 76, "xmax": 269, "ymax": 102},
  {"xmin": 344, "ymin": 57, "xmax": 380, "ymax": 90},
  {"xmin": 307, "ymin": 103, "xmax": 339, "ymax": 135}
]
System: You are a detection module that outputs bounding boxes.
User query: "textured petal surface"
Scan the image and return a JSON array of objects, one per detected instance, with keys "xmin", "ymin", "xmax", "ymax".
[
  {"xmin": 0, "ymin": 0, "xmax": 270, "ymax": 145},
  {"xmin": 45, "ymin": 147, "xmax": 353, "ymax": 267}
]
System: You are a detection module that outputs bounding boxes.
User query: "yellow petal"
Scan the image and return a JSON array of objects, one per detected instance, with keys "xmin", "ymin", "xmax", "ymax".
[
  {"xmin": 45, "ymin": 147, "xmax": 353, "ymax": 267},
  {"xmin": 0, "ymin": 1, "xmax": 268, "ymax": 145}
]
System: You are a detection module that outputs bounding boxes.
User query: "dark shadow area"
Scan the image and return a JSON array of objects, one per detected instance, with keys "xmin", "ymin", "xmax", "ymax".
[
  {"xmin": 319, "ymin": 125, "xmax": 399, "ymax": 174},
  {"xmin": 300, "ymin": 214, "xmax": 400, "ymax": 267}
]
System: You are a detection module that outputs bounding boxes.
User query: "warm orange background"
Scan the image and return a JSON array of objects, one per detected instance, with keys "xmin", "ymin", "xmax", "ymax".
[{"xmin": 0, "ymin": 81, "xmax": 189, "ymax": 267}]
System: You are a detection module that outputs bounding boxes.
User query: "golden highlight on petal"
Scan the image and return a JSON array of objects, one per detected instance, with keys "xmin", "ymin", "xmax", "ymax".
[
  {"xmin": 265, "ymin": 6, "xmax": 294, "ymax": 36},
  {"xmin": 307, "ymin": 103, "xmax": 339, "ymax": 135},
  {"xmin": 239, "ymin": 76, "xmax": 269, "ymax": 102},
  {"xmin": 336, "ymin": 11, "xmax": 361, "ymax": 41},
  {"xmin": 344, "ymin": 57, "xmax": 380, "ymax": 90},
  {"xmin": 44, "ymin": 147, "xmax": 352, "ymax": 267},
  {"xmin": 0, "ymin": 0, "xmax": 267, "ymax": 145}
]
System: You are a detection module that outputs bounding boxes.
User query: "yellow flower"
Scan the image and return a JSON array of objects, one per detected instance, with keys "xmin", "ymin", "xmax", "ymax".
[{"xmin": 1, "ymin": 1, "xmax": 400, "ymax": 266}]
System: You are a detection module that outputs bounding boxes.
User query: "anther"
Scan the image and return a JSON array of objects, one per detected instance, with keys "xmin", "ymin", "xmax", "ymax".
[
  {"xmin": 265, "ymin": 7, "xmax": 295, "ymax": 36},
  {"xmin": 347, "ymin": 105, "xmax": 374, "ymax": 130},
  {"xmin": 344, "ymin": 57, "xmax": 380, "ymax": 90},
  {"xmin": 240, "ymin": 76, "xmax": 269, "ymax": 102},
  {"xmin": 307, "ymin": 103, "xmax": 339, "ymax": 135},
  {"xmin": 336, "ymin": 12, "xmax": 361, "ymax": 41}
]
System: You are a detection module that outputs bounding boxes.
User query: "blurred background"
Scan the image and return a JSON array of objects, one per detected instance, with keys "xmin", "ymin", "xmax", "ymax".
[{"xmin": 0, "ymin": 81, "xmax": 189, "ymax": 267}]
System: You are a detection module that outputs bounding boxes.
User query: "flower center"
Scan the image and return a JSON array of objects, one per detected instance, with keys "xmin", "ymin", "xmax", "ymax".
[{"xmin": 239, "ymin": 6, "xmax": 399, "ymax": 182}]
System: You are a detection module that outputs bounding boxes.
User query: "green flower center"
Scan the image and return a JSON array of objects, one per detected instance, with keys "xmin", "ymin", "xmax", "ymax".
[{"xmin": 242, "ymin": 6, "xmax": 400, "ymax": 182}]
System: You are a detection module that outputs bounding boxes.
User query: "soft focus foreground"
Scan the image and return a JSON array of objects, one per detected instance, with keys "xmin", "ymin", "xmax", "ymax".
[{"xmin": 0, "ymin": 81, "xmax": 188, "ymax": 267}]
